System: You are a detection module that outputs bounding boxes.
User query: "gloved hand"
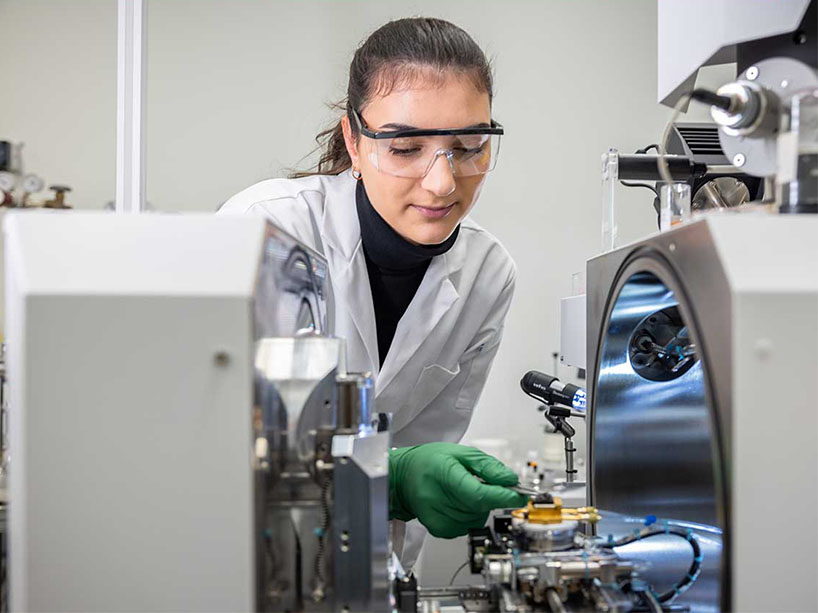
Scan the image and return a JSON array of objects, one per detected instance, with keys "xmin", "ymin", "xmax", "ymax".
[{"xmin": 388, "ymin": 442, "xmax": 529, "ymax": 538}]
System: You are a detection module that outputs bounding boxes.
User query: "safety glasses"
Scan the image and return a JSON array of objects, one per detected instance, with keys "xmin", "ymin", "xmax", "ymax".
[{"xmin": 352, "ymin": 109, "xmax": 503, "ymax": 179}]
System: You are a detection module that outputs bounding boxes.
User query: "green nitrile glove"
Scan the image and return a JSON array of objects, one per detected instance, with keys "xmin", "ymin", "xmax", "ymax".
[{"xmin": 388, "ymin": 442, "xmax": 529, "ymax": 538}]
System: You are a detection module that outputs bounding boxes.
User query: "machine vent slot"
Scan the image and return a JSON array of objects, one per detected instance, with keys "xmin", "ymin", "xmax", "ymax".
[{"xmin": 677, "ymin": 126, "xmax": 723, "ymax": 155}]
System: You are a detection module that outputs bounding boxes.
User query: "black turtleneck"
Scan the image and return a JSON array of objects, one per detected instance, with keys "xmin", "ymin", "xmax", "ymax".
[{"xmin": 355, "ymin": 181, "xmax": 459, "ymax": 367}]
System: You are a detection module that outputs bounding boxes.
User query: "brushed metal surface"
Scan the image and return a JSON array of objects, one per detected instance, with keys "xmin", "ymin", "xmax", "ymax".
[{"xmin": 587, "ymin": 220, "xmax": 732, "ymax": 611}]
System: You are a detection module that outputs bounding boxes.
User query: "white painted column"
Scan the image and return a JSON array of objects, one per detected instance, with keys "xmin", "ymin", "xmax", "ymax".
[{"xmin": 116, "ymin": 0, "xmax": 146, "ymax": 213}]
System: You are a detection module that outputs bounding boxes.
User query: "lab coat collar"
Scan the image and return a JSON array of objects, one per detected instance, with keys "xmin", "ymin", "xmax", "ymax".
[
  {"xmin": 320, "ymin": 171, "xmax": 468, "ymax": 278},
  {"xmin": 375, "ymin": 253, "xmax": 460, "ymax": 395},
  {"xmin": 320, "ymin": 171, "xmax": 468, "ymax": 387}
]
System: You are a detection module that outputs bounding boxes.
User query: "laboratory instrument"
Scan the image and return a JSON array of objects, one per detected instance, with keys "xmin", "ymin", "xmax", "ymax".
[
  {"xmin": 582, "ymin": 1, "xmax": 818, "ymax": 610},
  {"xmin": 3, "ymin": 213, "xmax": 389, "ymax": 612},
  {"xmin": 0, "ymin": 0, "xmax": 815, "ymax": 611}
]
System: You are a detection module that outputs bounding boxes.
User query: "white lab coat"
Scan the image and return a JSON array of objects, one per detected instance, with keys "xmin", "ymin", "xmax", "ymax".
[{"xmin": 219, "ymin": 170, "xmax": 516, "ymax": 567}]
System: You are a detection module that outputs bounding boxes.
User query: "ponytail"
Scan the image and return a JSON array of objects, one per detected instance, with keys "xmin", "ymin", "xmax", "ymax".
[{"xmin": 289, "ymin": 102, "xmax": 353, "ymax": 178}]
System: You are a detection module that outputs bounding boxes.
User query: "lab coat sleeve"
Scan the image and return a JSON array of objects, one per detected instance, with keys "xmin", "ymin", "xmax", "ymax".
[{"xmin": 218, "ymin": 187, "xmax": 321, "ymax": 253}]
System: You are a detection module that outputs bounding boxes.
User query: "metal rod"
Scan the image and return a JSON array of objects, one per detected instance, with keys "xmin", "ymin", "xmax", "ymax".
[
  {"xmin": 564, "ymin": 437, "xmax": 576, "ymax": 483},
  {"xmin": 417, "ymin": 586, "xmax": 465, "ymax": 599},
  {"xmin": 705, "ymin": 164, "xmax": 742, "ymax": 175},
  {"xmin": 116, "ymin": 0, "xmax": 147, "ymax": 214}
]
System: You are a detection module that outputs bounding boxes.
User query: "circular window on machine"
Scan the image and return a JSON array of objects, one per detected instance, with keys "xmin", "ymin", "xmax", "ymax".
[{"xmin": 628, "ymin": 305, "xmax": 698, "ymax": 381}]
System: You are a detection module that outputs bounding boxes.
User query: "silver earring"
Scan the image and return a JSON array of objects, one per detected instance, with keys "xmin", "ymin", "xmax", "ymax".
[{"xmin": 351, "ymin": 168, "xmax": 362, "ymax": 180}]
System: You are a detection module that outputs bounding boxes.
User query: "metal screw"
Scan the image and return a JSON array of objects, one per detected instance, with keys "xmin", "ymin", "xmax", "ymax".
[
  {"xmin": 781, "ymin": 79, "xmax": 789, "ymax": 88},
  {"xmin": 669, "ymin": 243, "xmax": 676, "ymax": 252},
  {"xmin": 214, "ymin": 351, "xmax": 230, "ymax": 367},
  {"xmin": 746, "ymin": 66, "xmax": 759, "ymax": 81},
  {"xmin": 732, "ymin": 153, "xmax": 746, "ymax": 167}
]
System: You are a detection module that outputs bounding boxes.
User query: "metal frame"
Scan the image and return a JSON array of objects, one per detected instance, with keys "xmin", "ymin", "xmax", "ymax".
[
  {"xmin": 586, "ymin": 220, "xmax": 733, "ymax": 611},
  {"xmin": 116, "ymin": 0, "xmax": 146, "ymax": 214},
  {"xmin": 352, "ymin": 109, "xmax": 503, "ymax": 139}
]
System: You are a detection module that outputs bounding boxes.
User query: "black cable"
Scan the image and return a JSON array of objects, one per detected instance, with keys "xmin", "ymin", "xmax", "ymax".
[
  {"xmin": 635, "ymin": 144, "xmax": 660, "ymax": 155},
  {"xmin": 620, "ymin": 180, "xmax": 660, "ymax": 197},
  {"xmin": 604, "ymin": 526, "xmax": 703, "ymax": 603},
  {"xmin": 448, "ymin": 560, "xmax": 470, "ymax": 586}
]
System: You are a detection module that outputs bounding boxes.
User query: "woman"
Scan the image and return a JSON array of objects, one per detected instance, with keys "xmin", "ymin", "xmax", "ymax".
[{"xmin": 220, "ymin": 17, "xmax": 527, "ymax": 564}]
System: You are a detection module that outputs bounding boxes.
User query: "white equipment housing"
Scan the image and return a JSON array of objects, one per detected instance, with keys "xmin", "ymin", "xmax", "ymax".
[
  {"xmin": 658, "ymin": 0, "xmax": 812, "ymax": 105},
  {"xmin": 559, "ymin": 294, "xmax": 586, "ymax": 370},
  {"xmin": 4, "ymin": 212, "xmax": 265, "ymax": 611}
]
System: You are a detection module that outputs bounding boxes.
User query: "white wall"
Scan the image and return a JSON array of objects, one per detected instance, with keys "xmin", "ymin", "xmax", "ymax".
[{"xmin": 1, "ymin": 0, "xmax": 734, "ymax": 584}]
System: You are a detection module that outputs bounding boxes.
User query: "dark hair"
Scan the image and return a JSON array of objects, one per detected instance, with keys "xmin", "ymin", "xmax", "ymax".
[{"xmin": 291, "ymin": 17, "xmax": 493, "ymax": 178}]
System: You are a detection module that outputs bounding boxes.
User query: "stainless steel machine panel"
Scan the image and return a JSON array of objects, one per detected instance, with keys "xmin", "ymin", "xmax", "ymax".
[
  {"xmin": 588, "ymin": 238, "xmax": 726, "ymax": 611},
  {"xmin": 587, "ymin": 215, "xmax": 818, "ymax": 612}
]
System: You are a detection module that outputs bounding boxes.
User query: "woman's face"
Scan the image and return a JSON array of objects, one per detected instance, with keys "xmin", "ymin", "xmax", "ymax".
[{"xmin": 342, "ymin": 72, "xmax": 492, "ymax": 245}]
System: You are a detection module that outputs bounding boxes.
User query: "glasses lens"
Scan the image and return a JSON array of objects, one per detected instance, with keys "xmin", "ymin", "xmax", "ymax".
[{"xmin": 367, "ymin": 133, "xmax": 501, "ymax": 178}]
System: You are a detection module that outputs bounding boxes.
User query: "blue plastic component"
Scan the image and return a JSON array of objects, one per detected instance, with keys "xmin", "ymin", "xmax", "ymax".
[
  {"xmin": 644, "ymin": 514, "xmax": 657, "ymax": 526},
  {"xmin": 572, "ymin": 389, "xmax": 587, "ymax": 411},
  {"xmin": 582, "ymin": 550, "xmax": 590, "ymax": 579},
  {"xmin": 314, "ymin": 527, "xmax": 325, "ymax": 537}
]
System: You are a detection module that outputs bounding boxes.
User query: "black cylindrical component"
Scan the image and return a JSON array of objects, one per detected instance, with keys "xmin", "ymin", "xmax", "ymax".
[
  {"xmin": 520, "ymin": 371, "xmax": 558, "ymax": 400},
  {"xmin": 522, "ymin": 370, "xmax": 586, "ymax": 410},
  {"xmin": 555, "ymin": 382, "xmax": 582, "ymax": 408},
  {"xmin": 690, "ymin": 88, "xmax": 734, "ymax": 111},
  {"xmin": 617, "ymin": 154, "xmax": 707, "ymax": 181}
]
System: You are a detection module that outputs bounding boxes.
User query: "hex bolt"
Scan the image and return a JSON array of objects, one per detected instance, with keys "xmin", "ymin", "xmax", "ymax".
[
  {"xmin": 746, "ymin": 66, "xmax": 759, "ymax": 81},
  {"xmin": 732, "ymin": 153, "xmax": 746, "ymax": 167}
]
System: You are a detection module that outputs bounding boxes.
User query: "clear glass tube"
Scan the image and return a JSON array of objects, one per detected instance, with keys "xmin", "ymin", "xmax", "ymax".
[
  {"xmin": 601, "ymin": 148, "xmax": 619, "ymax": 251},
  {"xmin": 659, "ymin": 183, "xmax": 691, "ymax": 231}
]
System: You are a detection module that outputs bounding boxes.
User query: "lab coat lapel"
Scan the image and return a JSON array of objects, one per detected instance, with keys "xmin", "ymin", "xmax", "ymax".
[
  {"xmin": 375, "ymin": 252, "xmax": 460, "ymax": 396},
  {"xmin": 333, "ymin": 249, "xmax": 379, "ymax": 374},
  {"xmin": 320, "ymin": 174, "xmax": 379, "ymax": 375}
]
